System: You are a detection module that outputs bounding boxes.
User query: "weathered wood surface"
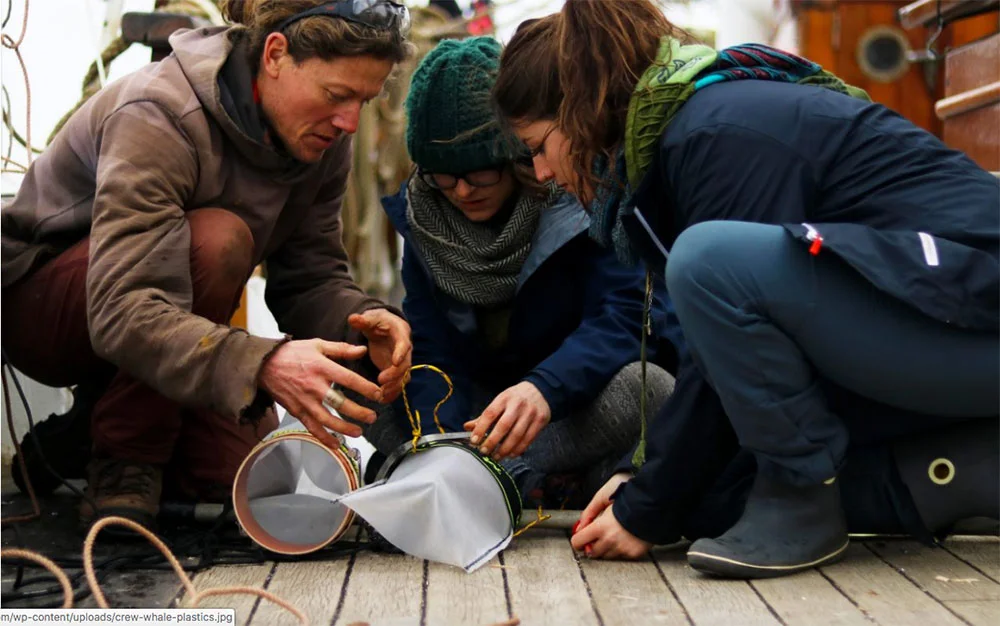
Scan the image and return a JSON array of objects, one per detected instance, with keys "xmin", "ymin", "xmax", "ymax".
[
  {"xmin": 2, "ymin": 471, "xmax": 998, "ymax": 626},
  {"xmin": 819, "ymin": 543, "xmax": 969, "ymax": 626},
  {"xmin": 501, "ymin": 529, "xmax": 599, "ymax": 626},
  {"xmin": 580, "ymin": 548, "xmax": 689, "ymax": 626},
  {"xmin": 185, "ymin": 563, "xmax": 273, "ymax": 624},
  {"xmin": 332, "ymin": 551, "xmax": 424, "ymax": 626},
  {"xmin": 654, "ymin": 548, "xmax": 782, "ymax": 626},
  {"xmin": 751, "ymin": 569, "xmax": 872, "ymax": 626},
  {"xmin": 944, "ymin": 535, "xmax": 1000, "ymax": 582},
  {"xmin": 424, "ymin": 558, "xmax": 508, "ymax": 626}
]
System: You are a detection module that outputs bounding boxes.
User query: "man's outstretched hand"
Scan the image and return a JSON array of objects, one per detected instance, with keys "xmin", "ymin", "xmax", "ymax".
[
  {"xmin": 348, "ymin": 309, "xmax": 412, "ymax": 402},
  {"xmin": 258, "ymin": 339, "xmax": 383, "ymax": 450}
]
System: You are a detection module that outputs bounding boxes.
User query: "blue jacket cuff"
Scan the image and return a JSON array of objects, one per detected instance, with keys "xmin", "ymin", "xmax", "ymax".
[
  {"xmin": 523, "ymin": 371, "xmax": 570, "ymax": 421},
  {"xmin": 611, "ymin": 482, "xmax": 685, "ymax": 546}
]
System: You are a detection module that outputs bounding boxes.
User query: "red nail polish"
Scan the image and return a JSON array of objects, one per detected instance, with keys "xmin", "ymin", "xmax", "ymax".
[
  {"xmin": 809, "ymin": 236, "xmax": 823, "ymax": 256},
  {"xmin": 584, "ymin": 544, "xmax": 593, "ymax": 557},
  {"xmin": 572, "ymin": 521, "xmax": 580, "ymax": 534}
]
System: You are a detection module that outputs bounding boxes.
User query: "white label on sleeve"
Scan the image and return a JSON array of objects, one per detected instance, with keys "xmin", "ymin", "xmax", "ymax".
[{"xmin": 918, "ymin": 232, "xmax": 940, "ymax": 267}]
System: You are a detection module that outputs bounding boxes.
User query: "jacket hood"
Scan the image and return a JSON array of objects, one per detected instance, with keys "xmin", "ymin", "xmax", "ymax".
[{"xmin": 170, "ymin": 26, "xmax": 315, "ymax": 181}]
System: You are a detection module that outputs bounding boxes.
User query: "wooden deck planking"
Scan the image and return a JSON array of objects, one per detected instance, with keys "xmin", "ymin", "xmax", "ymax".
[
  {"xmin": 867, "ymin": 539, "xmax": 1000, "ymax": 626},
  {"xmin": 819, "ymin": 543, "xmax": 968, "ymax": 626},
  {"xmin": 332, "ymin": 551, "xmax": 423, "ymax": 626},
  {"xmin": 867, "ymin": 540, "xmax": 1000, "ymax": 601},
  {"xmin": 943, "ymin": 536, "xmax": 1000, "ymax": 582},
  {"xmin": 250, "ymin": 559, "xmax": 351, "ymax": 626},
  {"xmin": 76, "ymin": 570, "xmax": 185, "ymax": 609},
  {"xmin": 184, "ymin": 562, "xmax": 274, "ymax": 625},
  {"xmin": 942, "ymin": 599, "xmax": 1000, "ymax": 626},
  {"xmin": 578, "ymin": 551, "xmax": 690, "ymax": 626},
  {"xmin": 501, "ymin": 529, "xmax": 599, "ymax": 626},
  {"xmin": 653, "ymin": 547, "xmax": 782, "ymax": 626},
  {"xmin": 750, "ymin": 569, "xmax": 872, "ymax": 626},
  {"xmin": 424, "ymin": 559, "xmax": 509, "ymax": 626}
]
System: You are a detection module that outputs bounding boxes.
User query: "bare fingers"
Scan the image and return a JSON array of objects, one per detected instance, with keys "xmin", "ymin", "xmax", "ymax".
[
  {"xmin": 478, "ymin": 410, "xmax": 516, "ymax": 456},
  {"xmin": 493, "ymin": 417, "xmax": 531, "ymax": 460}
]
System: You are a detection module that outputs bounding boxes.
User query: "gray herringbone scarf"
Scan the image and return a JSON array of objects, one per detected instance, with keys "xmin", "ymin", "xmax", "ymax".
[{"xmin": 406, "ymin": 177, "xmax": 542, "ymax": 306}]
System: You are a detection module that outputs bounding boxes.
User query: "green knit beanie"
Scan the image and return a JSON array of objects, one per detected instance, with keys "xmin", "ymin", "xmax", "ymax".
[{"xmin": 406, "ymin": 36, "xmax": 507, "ymax": 173}]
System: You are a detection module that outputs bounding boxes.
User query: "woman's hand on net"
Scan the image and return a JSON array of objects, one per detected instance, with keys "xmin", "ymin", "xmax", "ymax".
[{"xmin": 463, "ymin": 381, "xmax": 551, "ymax": 460}]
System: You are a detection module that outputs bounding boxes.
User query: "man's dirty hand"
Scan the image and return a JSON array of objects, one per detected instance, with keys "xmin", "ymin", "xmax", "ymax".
[
  {"xmin": 348, "ymin": 309, "xmax": 412, "ymax": 402},
  {"xmin": 258, "ymin": 339, "xmax": 382, "ymax": 449}
]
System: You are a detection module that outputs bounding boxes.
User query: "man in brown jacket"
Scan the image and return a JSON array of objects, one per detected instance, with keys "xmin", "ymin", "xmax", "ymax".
[{"xmin": 1, "ymin": 0, "xmax": 414, "ymax": 531}]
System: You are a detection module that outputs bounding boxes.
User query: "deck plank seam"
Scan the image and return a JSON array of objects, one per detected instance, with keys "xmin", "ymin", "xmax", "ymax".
[
  {"xmin": 747, "ymin": 580, "xmax": 788, "ymax": 625},
  {"xmin": 167, "ymin": 569, "xmax": 188, "ymax": 609},
  {"xmin": 815, "ymin": 567, "xmax": 879, "ymax": 624},
  {"xmin": 567, "ymin": 532, "xmax": 605, "ymax": 626},
  {"xmin": 650, "ymin": 553, "xmax": 694, "ymax": 626},
  {"xmin": 328, "ymin": 548, "xmax": 359, "ymax": 626},
  {"xmin": 497, "ymin": 551, "xmax": 513, "ymax": 620},
  {"xmin": 863, "ymin": 542, "xmax": 974, "ymax": 626},
  {"xmin": 243, "ymin": 561, "xmax": 277, "ymax": 626},
  {"xmin": 419, "ymin": 559, "xmax": 428, "ymax": 626},
  {"xmin": 940, "ymin": 544, "xmax": 1000, "ymax": 585}
]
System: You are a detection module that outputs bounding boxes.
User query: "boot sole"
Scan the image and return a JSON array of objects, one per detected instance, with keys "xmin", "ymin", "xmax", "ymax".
[{"xmin": 687, "ymin": 539, "xmax": 850, "ymax": 579}]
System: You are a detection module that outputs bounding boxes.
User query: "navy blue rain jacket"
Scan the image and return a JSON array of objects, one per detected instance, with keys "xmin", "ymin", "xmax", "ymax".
[{"xmin": 613, "ymin": 80, "xmax": 1000, "ymax": 543}]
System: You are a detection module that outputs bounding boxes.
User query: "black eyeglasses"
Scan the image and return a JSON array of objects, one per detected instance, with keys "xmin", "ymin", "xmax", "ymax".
[
  {"xmin": 418, "ymin": 167, "xmax": 506, "ymax": 190},
  {"xmin": 276, "ymin": 0, "xmax": 411, "ymax": 37}
]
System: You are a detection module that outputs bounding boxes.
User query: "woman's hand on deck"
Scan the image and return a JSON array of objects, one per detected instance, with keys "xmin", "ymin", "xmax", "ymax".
[
  {"xmin": 571, "ymin": 506, "xmax": 652, "ymax": 560},
  {"xmin": 577, "ymin": 472, "xmax": 632, "ymax": 531},
  {"xmin": 463, "ymin": 381, "xmax": 551, "ymax": 460}
]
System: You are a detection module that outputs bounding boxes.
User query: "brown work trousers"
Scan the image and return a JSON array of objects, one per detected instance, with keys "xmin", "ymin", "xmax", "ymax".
[{"xmin": 1, "ymin": 209, "xmax": 277, "ymax": 499}]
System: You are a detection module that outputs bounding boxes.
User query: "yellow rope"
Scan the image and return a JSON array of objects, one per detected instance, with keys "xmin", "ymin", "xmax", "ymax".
[
  {"xmin": 400, "ymin": 364, "xmax": 454, "ymax": 452},
  {"xmin": 512, "ymin": 506, "xmax": 551, "ymax": 538}
]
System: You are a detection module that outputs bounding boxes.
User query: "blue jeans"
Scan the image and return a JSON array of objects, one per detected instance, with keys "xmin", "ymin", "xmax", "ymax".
[{"xmin": 666, "ymin": 221, "xmax": 999, "ymax": 485}]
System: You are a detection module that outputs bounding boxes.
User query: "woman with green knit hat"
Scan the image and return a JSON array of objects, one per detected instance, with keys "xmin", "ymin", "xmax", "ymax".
[{"xmin": 373, "ymin": 36, "xmax": 684, "ymax": 506}]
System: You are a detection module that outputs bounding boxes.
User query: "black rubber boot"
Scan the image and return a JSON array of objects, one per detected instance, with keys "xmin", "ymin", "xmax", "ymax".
[
  {"xmin": 12, "ymin": 383, "xmax": 103, "ymax": 495},
  {"xmin": 687, "ymin": 472, "xmax": 849, "ymax": 579},
  {"xmin": 893, "ymin": 417, "xmax": 999, "ymax": 535}
]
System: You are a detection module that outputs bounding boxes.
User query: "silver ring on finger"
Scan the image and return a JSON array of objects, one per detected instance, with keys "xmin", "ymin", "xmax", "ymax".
[{"xmin": 324, "ymin": 384, "xmax": 347, "ymax": 411}]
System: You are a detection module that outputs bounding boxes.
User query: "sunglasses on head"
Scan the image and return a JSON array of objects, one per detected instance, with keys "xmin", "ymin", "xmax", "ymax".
[
  {"xmin": 276, "ymin": 0, "xmax": 410, "ymax": 37},
  {"xmin": 418, "ymin": 166, "xmax": 506, "ymax": 191}
]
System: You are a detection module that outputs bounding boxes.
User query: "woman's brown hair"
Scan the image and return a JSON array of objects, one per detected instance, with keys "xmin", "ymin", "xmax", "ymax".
[
  {"xmin": 220, "ymin": 0, "xmax": 413, "ymax": 74},
  {"xmin": 494, "ymin": 0, "xmax": 691, "ymax": 196}
]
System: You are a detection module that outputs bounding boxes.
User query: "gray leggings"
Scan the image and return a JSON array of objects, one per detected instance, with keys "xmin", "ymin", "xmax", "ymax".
[{"xmin": 363, "ymin": 362, "xmax": 674, "ymax": 487}]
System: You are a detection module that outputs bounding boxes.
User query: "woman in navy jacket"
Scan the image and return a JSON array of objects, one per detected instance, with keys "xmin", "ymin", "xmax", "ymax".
[
  {"xmin": 494, "ymin": 0, "xmax": 998, "ymax": 578},
  {"xmin": 368, "ymin": 36, "xmax": 679, "ymax": 504}
]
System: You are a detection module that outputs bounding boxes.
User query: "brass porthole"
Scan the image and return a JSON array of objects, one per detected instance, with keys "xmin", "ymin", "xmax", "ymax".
[
  {"xmin": 928, "ymin": 458, "xmax": 956, "ymax": 485},
  {"xmin": 857, "ymin": 26, "xmax": 911, "ymax": 83}
]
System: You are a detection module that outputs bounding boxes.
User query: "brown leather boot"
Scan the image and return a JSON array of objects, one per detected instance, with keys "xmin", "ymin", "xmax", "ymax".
[
  {"xmin": 79, "ymin": 457, "xmax": 163, "ymax": 533},
  {"xmin": 13, "ymin": 382, "xmax": 104, "ymax": 496}
]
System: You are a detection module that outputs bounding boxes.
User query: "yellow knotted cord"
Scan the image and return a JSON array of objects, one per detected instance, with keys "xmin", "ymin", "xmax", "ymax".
[
  {"xmin": 401, "ymin": 365, "xmax": 550, "ymax": 539},
  {"xmin": 400, "ymin": 364, "xmax": 454, "ymax": 452},
  {"xmin": 512, "ymin": 505, "xmax": 551, "ymax": 538}
]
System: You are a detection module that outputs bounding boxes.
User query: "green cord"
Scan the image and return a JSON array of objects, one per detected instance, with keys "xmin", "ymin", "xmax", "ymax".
[{"xmin": 632, "ymin": 270, "xmax": 653, "ymax": 469}]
